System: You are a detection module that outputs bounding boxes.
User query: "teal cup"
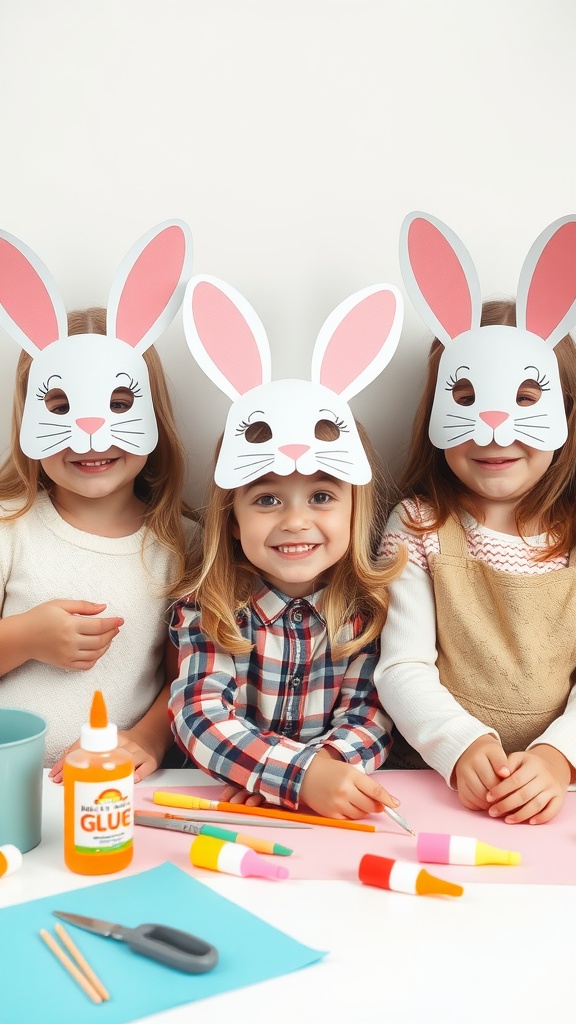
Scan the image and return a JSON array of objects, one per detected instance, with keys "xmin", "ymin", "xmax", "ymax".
[{"xmin": 0, "ymin": 709, "xmax": 47, "ymax": 853}]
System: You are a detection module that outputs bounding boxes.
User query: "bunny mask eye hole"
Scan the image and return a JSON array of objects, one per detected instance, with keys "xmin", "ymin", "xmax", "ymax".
[
  {"xmin": 239, "ymin": 420, "xmax": 273, "ymax": 443},
  {"xmin": 450, "ymin": 378, "xmax": 475, "ymax": 407},
  {"xmin": 43, "ymin": 388, "xmax": 70, "ymax": 415},
  {"xmin": 110, "ymin": 386, "xmax": 135, "ymax": 414},
  {"xmin": 516, "ymin": 377, "xmax": 548, "ymax": 406},
  {"xmin": 315, "ymin": 418, "xmax": 341, "ymax": 441}
]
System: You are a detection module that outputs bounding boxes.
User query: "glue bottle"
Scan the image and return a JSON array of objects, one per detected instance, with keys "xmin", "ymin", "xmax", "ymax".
[{"xmin": 63, "ymin": 690, "xmax": 134, "ymax": 875}]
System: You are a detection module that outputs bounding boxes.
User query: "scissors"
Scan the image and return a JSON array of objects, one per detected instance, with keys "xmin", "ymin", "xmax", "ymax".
[{"xmin": 52, "ymin": 910, "xmax": 218, "ymax": 974}]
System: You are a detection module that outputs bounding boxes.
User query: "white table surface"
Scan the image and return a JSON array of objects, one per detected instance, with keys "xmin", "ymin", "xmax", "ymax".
[{"xmin": 1, "ymin": 769, "xmax": 573, "ymax": 1024}]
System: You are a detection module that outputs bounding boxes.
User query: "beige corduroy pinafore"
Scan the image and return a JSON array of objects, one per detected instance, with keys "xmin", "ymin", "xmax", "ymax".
[{"xmin": 430, "ymin": 515, "xmax": 576, "ymax": 753}]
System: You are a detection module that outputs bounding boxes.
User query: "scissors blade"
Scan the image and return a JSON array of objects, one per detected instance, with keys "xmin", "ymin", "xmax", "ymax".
[{"xmin": 52, "ymin": 911, "xmax": 123, "ymax": 939}]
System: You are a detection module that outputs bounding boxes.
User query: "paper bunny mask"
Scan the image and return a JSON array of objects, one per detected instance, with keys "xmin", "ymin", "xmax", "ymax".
[
  {"xmin": 0, "ymin": 220, "xmax": 193, "ymax": 459},
  {"xmin": 400, "ymin": 211, "xmax": 576, "ymax": 451},
  {"xmin": 183, "ymin": 275, "xmax": 403, "ymax": 487}
]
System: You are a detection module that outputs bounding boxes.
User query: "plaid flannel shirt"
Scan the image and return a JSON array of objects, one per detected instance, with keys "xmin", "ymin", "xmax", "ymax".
[{"xmin": 168, "ymin": 578, "xmax": 392, "ymax": 808}]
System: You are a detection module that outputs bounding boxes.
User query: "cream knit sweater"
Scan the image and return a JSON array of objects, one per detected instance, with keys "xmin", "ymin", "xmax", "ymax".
[{"xmin": 0, "ymin": 491, "xmax": 184, "ymax": 766}]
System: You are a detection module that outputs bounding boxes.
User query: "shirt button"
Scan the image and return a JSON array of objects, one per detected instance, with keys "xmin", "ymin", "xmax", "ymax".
[
  {"xmin": 292, "ymin": 610, "xmax": 303, "ymax": 623},
  {"xmin": 290, "ymin": 677, "xmax": 301, "ymax": 690}
]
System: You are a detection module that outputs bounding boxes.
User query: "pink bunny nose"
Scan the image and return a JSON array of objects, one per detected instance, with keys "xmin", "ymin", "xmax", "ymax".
[
  {"xmin": 76, "ymin": 417, "xmax": 106, "ymax": 436},
  {"xmin": 479, "ymin": 411, "xmax": 509, "ymax": 429},
  {"xmin": 279, "ymin": 445, "xmax": 310, "ymax": 462}
]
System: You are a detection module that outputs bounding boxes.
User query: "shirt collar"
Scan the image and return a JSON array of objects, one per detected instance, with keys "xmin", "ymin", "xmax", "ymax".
[{"xmin": 251, "ymin": 577, "xmax": 326, "ymax": 625}]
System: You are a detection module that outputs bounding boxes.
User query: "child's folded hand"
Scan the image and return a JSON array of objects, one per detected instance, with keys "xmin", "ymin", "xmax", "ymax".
[
  {"xmin": 453, "ymin": 735, "xmax": 509, "ymax": 811},
  {"xmin": 485, "ymin": 744, "xmax": 571, "ymax": 824}
]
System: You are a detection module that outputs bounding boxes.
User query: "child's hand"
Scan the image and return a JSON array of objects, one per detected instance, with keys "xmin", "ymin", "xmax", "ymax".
[
  {"xmin": 485, "ymin": 744, "xmax": 572, "ymax": 824},
  {"xmin": 218, "ymin": 784, "xmax": 266, "ymax": 806},
  {"xmin": 49, "ymin": 730, "xmax": 163, "ymax": 784},
  {"xmin": 26, "ymin": 600, "xmax": 124, "ymax": 670},
  {"xmin": 453, "ymin": 735, "xmax": 510, "ymax": 810},
  {"xmin": 299, "ymin": 749, "xmax": 399, "ymax": 820}
]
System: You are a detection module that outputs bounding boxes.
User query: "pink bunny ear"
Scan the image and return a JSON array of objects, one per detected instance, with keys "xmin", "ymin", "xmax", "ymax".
[
  {"xmin": 517, "ymin": 216, "xmax": 576, "ymax": 348},
  {"xmin": 108, "ymin": 220, "xmax": 193, "ymax": 352},
  {"xmin": 0, "ymin": 231, "xmax": 67, "ymax": 355},
  {"xmin": 311, "ymin": 285, "xmax": 403, "ymax": 400},
  {"xmin": 183, "ymin": 275, "xmax": 271, "ymax": 401},
  {"xmin": 400, "ymin": 212, "xmax": 482, "ymax": 345}
]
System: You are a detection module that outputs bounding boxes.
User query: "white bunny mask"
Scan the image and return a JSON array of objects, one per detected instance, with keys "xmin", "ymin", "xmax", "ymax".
[
  {"xmin": 399, "ymin": 211, "xmax": 576, "ymax": 451},
  {"xmin": 183, "ymin": 275, "xmax": 403, "ymax": 487},
  {"xmin": 0, "ymin": 220, "xmax": 193, "ymax": 459}
]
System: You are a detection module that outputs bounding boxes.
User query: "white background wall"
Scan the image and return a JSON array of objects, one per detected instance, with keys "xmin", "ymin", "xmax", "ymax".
[{"xmin": 1, "ymin": 0, "xmax": 575, "ymax": 508}]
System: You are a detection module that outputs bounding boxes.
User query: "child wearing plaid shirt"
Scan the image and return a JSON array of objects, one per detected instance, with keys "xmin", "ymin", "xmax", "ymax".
[{"xmin": 168, "ymin": 427, "xmax": 406, "ymax": 820}]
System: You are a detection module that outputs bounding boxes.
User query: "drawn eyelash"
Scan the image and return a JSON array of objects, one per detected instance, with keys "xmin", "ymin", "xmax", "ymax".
[
  {"xmin": 535, "ymin": 373, "xmax": 550, "ymax": 391},
  {"xmin": 444, "ymin": 365, "xmax": 471, "ymax": 392},
  {"xmin": 333, "ymin": 417, "xmax": 349, "ymax": 433},
  {"xmin": 36, "ymin": 383, "xmax": 49, "ymax": 401},
  {"xmin": 236, "ymin": 420, "xmax": 250, "ymax": 436},
  {"xmin": 116, "ymin": 375, "xmax": 142, "ymax": 398}
]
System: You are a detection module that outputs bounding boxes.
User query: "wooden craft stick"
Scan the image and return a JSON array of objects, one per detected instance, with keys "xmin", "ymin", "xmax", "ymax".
[
  {"xmin": 54, "ymin": 923, "xmax": 110, "ymax": 1001},
  {"xmin": 39, "ymin": 929, "xmax": 103, "ymax": 1005}
]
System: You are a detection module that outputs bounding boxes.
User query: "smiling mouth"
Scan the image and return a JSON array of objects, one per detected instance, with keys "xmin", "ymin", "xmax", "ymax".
[
  {"xmin": 71, "ymin": 458, "xmax": 118, "ymax": 468},
  {"xmin": 275, "ymin": 544, "xmax": 318, "ymax": 554}
]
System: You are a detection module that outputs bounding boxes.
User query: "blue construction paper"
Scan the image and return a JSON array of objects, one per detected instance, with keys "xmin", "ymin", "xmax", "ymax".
[{"xmin": 1, "ymin": 862, "xmax": 325, "ymax": 1024}]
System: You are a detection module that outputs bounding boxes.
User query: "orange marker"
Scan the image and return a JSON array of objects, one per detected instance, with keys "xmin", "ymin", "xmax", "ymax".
[{"xmin": 359, "ymin": 854, "xmax": 463, "ymax": 898}]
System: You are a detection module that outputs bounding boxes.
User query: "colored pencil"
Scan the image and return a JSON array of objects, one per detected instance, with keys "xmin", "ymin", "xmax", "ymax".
[{"xmin": 153, "ymin": 791, "xmax": 377, "ymax": 832}]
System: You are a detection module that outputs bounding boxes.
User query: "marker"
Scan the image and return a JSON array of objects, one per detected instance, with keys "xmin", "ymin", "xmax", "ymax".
[
  {"xmin": 359, "ymin": 854, "xmax": 463, "ymax": 898},
  {"xmin": 0, "ymin": 844, "xmax": 22, "ymax": 878},
  {"xmin": 417, "ymin": 833, "xmax": 521, "ymax": 867},
  {"xmin": 190, "ymin": 834, "xmax": 289, "ymax": 880},
  {"xmin": 135, "ymin": 812, "xmax": 292, "ymax": 855}
]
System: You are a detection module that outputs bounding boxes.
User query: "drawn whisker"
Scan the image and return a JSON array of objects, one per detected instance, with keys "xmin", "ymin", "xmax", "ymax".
[
  {"xmin": 235, "ymin": 457, "xmax": 275, "ymax": 475},
  {"xmin": 240, "ymin": 462, "xmax": 276, "ymax": 481},
  {"xmin": 41, "ymin": 435, "xmax": 72, "ymax": 453},
  {"xmin": 514, "ymin": 416, "xmax": 549, "ymax": 426},
  {"xmin": 515, "ymin": 429, "xmax": 550, "ymax": 443},
  {"xmin": 314, "ymin": 455, "xmax": 354, "ymax": 466},
  {"xmin": 36, "ymin": 430, "xmax": 73, "ymax": 440},
  {"xmin": 512, "ymin": 415, "xmax": 549, "ymax": 423},
  {"xmin": 237, "ymin": 452, "xmax": 274, "ymax": 460},
  {"xmin": 110, "ymin": 434, "xmax": 141, "ymax": 449},
  {"xmin": 446, "ymin": 414, "xmax": 475, "ymax": 423},
  {"xmin": 315, "ymin": 457, "xmax": 351, "ymax": 475},
  {"xmin": 109, "ymin": 429, "xmax": 145, "ymax": 435},
  {"xmin": 38, "ymin": 422, "xmax": 71, "ymax": 429},
  {"xmin": 445, "ymin": 428, "xmax": 475, "ymax": 443},
  {"xmin": 111, "ymin": 418, "xmax": 143, "ymax": 425}
]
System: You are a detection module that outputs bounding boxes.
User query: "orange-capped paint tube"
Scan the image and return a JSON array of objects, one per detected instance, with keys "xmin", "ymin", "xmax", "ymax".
[
  {"xmin": 0, "ymin": 844, "xmax": 22, "ymax": 878},
  {"xmin": 190, "ymin": 834, "xmax": 289, "ymax": 880},
  {"xmin": 417, "ymin": 833, "xmax": 521, "ymax": 866},
  {"xmin": 359, "ymin": 854, "xmax": 463, "ymax": 898}
]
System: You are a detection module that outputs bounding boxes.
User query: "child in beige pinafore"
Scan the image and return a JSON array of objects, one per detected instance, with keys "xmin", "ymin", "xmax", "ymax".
[{"xmin": 375, "ymin": 211, "xmax": 576, "ymax": 825}]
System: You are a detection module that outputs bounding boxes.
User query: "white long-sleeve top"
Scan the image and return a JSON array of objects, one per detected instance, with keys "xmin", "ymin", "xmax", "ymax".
[
  {"xmin": 0, "ymin": 491, "xmax": 188, "ymax": 766},
  {"xmin": 374, "ymin": 502, "xmax": 576, "ymax": 785}
]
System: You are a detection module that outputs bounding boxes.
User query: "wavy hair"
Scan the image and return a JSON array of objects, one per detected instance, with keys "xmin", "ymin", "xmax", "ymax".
[
  {"xmin": 400, "ymin": 299, "xmax": 576, "ymax": 558},
  {"xmin": 174, "ymin": 422, "xmax": 406, "ymax": 659}
]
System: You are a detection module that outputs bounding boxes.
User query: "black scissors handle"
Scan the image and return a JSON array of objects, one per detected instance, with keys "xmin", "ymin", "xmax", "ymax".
[{"xmin": 117, "ymin": 923, "xmax": 218, "ymax": 973}]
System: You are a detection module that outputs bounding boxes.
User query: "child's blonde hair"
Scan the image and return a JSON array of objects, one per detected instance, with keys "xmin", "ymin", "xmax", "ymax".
[
  {"xmin": 400, "ymin": 299, "xmax": 576, "ymax": 558},
  {"xmin": 0, "ymin": 307, "xmax": 195, "ymax": 594},
  {"xmin": 176, "ymin": 421, "xmax": 406, "ymax": 659}
]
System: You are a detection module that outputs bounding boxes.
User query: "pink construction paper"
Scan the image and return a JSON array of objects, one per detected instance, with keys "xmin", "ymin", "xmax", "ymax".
[{"xmin": 132, "ymin": 772, "xmax": 576, "ymax": 885}]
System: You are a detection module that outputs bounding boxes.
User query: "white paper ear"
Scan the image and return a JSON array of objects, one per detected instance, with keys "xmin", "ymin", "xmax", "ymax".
[
  {"xmin": 184, "ymin": 278, "xmax": 403, "ymax": 487},
  {"xmin": 399, "ymin": 211, "xmax": 482, "ymax": 346},
  {"xmin": 516, "ymin": 215, "xmax": 576, "ymax": 349},
  {"xmin": 108, "ymin": 220, "xmax": 193, "ymax": 353},
  {"xmin": 311, "ymin": 284, "xmax": 403, "ymax": 399},
  {"xmin": 183, "ymin": 275, "xmax": 271, "ymax": 400},
  {"xmin": 0, "ymin": 230, "xmax": 68, "ymax": 355}
]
